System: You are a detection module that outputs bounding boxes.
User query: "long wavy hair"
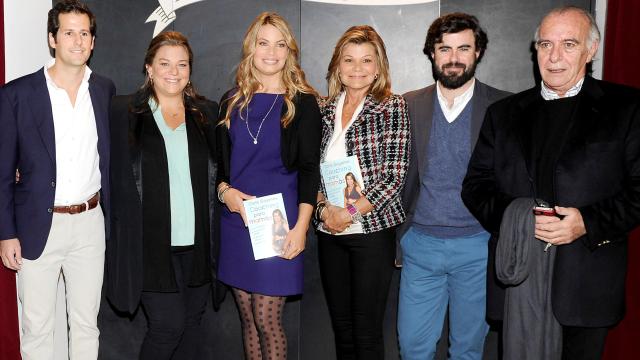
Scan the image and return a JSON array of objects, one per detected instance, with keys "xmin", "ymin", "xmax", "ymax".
[
  {"xmin": 326, "ymin": 25, "xmax": 392, "ymax": 102},
  {"xmin": 221, "ymin": 12, "xmax": 317, "ymax": 128},
  {"xmin": 131, "ymin": 31, "xmax": 207, "ymax": 124},
  {"xmin": 344, "ymin": 172, "xmax": 362, "ymax": 191}
]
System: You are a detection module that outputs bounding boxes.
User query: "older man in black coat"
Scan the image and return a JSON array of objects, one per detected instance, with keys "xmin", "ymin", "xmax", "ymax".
[{"xmin": 462, "ymin": 6, "xmax": 640, "ymax": 360}]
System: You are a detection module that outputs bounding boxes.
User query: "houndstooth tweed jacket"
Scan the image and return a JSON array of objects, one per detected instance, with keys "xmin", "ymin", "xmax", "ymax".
[{"xmin": 318, "ymin": 93, "xmax": 411, "ymax": 233}]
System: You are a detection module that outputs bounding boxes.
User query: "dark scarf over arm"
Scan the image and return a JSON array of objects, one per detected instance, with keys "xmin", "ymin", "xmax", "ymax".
[{"xmin": 496, "ymin": 198, "xmax": 562, "ymax": 360}]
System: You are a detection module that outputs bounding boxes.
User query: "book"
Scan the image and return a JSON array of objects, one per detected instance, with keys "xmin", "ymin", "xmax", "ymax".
[
  {"xmin": 320, "ymin": 156, "xmax": 365, "ymax": 207},
  {"xmin": 244, "ymin": 193, "xmax": 289, "ymax": 260}
]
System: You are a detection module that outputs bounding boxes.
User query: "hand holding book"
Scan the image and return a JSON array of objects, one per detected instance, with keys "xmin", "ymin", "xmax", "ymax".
[
  {"xmin": 220, "ymin": 183, "xmax": 255, "ymax": 226},
  {"xmin": 280, "ymin": 225, "xmax": 306, "ymax": 259}
]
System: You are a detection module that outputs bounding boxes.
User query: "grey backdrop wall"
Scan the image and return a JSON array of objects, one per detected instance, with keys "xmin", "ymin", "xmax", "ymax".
[
  {"xmin": 301, "ymin": 0, "xmax": 439, "ymax": 96},
  {"xmin": 442, "ymin": 0, "xmax": 593, "ymax": 92},
  {"xmin": 83, "ymin": 0, "xmax": 590, "ymax": 359},
  {"xmin": 88, "ymin": 0, "xmax": 301, "ymax": 103}
]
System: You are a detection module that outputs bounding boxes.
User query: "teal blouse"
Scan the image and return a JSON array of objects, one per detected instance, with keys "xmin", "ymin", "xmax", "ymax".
[{"xmin": 149, "ymin": 99, "xmax": 195, "ymax": 246}]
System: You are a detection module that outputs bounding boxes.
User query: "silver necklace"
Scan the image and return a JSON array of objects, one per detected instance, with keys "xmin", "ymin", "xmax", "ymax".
[{"xmin": 241, "ymin": 94, "xmax": 279, "ymax": 145}]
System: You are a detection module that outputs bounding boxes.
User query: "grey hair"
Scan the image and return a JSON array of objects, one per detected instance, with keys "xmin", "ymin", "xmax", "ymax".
[{"xmin": 534, "ymin": 6, "xmax": 601, "ymax": 48}]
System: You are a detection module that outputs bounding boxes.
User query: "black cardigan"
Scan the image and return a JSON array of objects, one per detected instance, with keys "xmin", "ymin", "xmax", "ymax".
[
  {"xmin": 107, "ymin": 92, "xmax": 225, "ymax": 313},
  {"xmin": 217, "ymin": 91, "xmax": 322, "ymax": 206}
]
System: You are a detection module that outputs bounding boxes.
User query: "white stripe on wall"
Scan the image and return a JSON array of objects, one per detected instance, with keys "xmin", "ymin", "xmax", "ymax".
[
  {"xmin": 593, "ymin": 0, "xmax": 607, "ymax": 80},
  {"xmin": 3, "ymin": 2, "xmax": 67, "ymax": 360},
  {"xmin": 302, "ymin": 0, "xmax": 437, "ymax": 5},
  {"xmin": 4, "ymin": 0, "xmax": 52, "ymax": 82}
]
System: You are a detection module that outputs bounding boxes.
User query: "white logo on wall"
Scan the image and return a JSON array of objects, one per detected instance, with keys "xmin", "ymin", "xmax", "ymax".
[
  {"xmin": 146, "ymin": 0, "xmax": 205, "ymax": 37},
  {"xmin": 302, "ymin": 0, "xmax": 436, "ymax": 5}
]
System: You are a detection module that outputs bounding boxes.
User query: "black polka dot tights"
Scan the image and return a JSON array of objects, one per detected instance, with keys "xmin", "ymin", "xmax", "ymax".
[{"xmin": 232, "ymin": 288, "xmax": 287, "ymax": 360}]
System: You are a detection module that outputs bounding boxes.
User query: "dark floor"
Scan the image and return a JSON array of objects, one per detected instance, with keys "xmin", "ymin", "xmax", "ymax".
[{"xmin": 98, "ymin": 229, "xmax": 500, "ymax": 359}]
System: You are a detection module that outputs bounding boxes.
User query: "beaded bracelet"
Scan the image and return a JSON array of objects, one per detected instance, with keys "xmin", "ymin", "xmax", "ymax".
[
  {"xmin": 218, "ymin": 184, "xmax": 232, "ymax": 203},
  {"xmin": 314, "ymin": 201, "xmax": 327, "ymax": 222},
  {"xmin": 346, "ymin": 204, "xmax": 364, "ymax": 223},
  {"xmin": 318, "ymin": 205, "xmax": 328, "ymax": 222}
]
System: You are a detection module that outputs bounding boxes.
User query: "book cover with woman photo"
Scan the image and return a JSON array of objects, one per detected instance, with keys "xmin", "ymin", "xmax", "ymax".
[
  {"xmin": 320, "ymin": 155, "xmax": 365, "ymax": 206},
  {"xmin": 244, "ymin": 193, "xmax": 289, "ymax": 260}
]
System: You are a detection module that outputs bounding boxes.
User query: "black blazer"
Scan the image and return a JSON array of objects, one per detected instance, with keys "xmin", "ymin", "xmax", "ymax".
[
  {"xmin": 107, "ymin": 93, "xmax": 225, "ymax": 314},
  {"xmin": 217, "ymin": 91, "xmax": 322, "ymax": 206},
  {"xmin": 397, "ymin": 80, "xmax": 510, "ymax": 265},
  {"xmin": 462, "ymin": 77, "xmax": 640, "ymax": 326}
]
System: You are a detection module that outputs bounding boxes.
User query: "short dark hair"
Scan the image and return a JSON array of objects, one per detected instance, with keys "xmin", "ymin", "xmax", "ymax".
[
  {"xmin": 47, "ymin": 0, "xmax": 96, "ymax": 38},
  {"xmin": 423, "ymin": 12, "xmax": 488, "ymax": 63}
]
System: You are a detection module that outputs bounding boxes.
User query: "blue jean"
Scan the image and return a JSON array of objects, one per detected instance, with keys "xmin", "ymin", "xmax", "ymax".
[{"xmin": 398, "ymin": 227, "xmax": 489, "ymax": 360}]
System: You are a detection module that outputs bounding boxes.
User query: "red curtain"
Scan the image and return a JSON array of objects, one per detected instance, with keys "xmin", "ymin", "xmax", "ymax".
[
  {"xmin": 0, "ymin": 0, "xmax": 22, "ymax": 358},
  {"xmin": 0, "ymin": 267, "xmax": 20, "ymax": 360},
  {"xmin": 602, "ymin": 0, "xmax": 640, "ymax": 359}
]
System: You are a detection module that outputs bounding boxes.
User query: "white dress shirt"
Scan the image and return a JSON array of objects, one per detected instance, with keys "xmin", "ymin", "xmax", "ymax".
[
  {"xmin": 44, "ymin": 59, "xmax": 101, "ymax": 205},
  {"xmin": 436, "ymin": 78, "xmax": 475, "ymax": 123},
  {"xmin": 540, "ymin": 77, "xmax": 584, "ymax": 100}
]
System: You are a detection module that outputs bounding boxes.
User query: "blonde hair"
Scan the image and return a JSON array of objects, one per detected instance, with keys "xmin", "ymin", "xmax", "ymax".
[
  {"xmin": 222, "ymin": 12, "xmax": 317, "ymax": 127},
  {"xmin": 326, "ymin": 25, "xmax": 392, "ymax": 102}
]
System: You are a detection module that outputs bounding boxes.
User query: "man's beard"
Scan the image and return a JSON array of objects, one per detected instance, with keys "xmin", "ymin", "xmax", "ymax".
[{"xmin": 432, "ymin": 61, "xmax": 477, "ymax": 89}]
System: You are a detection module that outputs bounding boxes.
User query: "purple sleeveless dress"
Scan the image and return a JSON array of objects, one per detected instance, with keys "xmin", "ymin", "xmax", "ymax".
[{"xmin": 218, "ymin": 93, "xmax": 303, "ymax": 296}]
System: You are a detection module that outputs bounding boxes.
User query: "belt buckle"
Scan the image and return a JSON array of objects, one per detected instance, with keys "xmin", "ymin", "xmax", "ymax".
[{"xmin": 69, "ymin": 204, "xmax": 84, "ymax": 214}]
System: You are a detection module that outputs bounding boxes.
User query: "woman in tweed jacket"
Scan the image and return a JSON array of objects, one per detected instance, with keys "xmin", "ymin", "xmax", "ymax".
[{"xmin": 315, "ymin": 25, "xmax": 410, "ymax": 360}]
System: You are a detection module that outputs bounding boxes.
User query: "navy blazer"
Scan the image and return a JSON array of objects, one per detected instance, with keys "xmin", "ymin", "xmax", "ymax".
[{"xmin": 0, "ymin": 68, "xmax": 115, "ymax": 260}]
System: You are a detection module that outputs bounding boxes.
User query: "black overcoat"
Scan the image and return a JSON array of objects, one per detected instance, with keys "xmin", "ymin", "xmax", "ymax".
[
  {"xmin": 107, "ymin": 93, "xmax": 226, "ymax": 314},
  {"xmin": 462, "ymin": 76, "xmax": 640, "ymax": 327}
]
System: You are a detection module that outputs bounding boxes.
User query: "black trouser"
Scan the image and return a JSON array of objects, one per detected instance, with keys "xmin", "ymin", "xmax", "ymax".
[
  {"xmin": 561, "ymin": 326, "xmax": 609, "ymax": 360},
  {"xmin": 139, "ymin": 248, "xmax": 210, "ymax": 360},
  {"xmin": 317, "ymin": 228, "xmax": 396, "ymax": 360}
]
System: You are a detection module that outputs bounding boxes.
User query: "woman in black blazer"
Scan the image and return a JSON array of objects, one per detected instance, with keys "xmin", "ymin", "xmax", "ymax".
[{"xmin": 107, "ymin": 31, "xmax": 224, "ymax": 360}]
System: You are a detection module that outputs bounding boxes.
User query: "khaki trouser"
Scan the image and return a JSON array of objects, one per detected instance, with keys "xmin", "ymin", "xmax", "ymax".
[{"xmin": 18, "ymin": 206, "xmax": 105, "ymax": 360}]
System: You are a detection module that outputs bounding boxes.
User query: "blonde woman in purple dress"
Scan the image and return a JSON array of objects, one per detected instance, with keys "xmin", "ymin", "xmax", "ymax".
[{"xmin": 216, "ymin": 12, "xmax": 321, "ymax": 360}]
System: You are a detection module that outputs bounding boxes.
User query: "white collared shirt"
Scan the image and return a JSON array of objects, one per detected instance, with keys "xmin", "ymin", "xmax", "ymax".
[
  {"xmin": 436, "ymin": 78, "xmax": 475, "ymax": 123},
  {"xmin": 321, "ymin": 91, "xmax": 365, "ymax": 235},
  {"xmin": 540, "ymin": 77, "xmax": 584, "ymax": 100},
  {"xmin": 325, "ymin": 92, "xmax": 365, "ymax": 161},
  {"xmin": 44, "ymin": 59, "xmax": 101, "ymax": 205}
]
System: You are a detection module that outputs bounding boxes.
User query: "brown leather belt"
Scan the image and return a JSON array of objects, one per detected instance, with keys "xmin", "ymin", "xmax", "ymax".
[{"xmin": 53, "ymin": 193, "xmax": 100, "ymax": 214}]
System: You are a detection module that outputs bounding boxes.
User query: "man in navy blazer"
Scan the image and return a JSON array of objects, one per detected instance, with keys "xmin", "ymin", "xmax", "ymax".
[{"xmin": 0, "ymin": 1, "xmax": 114, "ymax": 358}]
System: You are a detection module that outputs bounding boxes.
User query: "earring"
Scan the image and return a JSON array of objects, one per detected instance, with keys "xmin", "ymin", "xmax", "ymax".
[
  {"xmin": 149, "ymin": 76, "xmax": 153, "ymax": 85},
  {"xmin": 374, "ymin": 74, "xmax": 379, "ymax": 80}
]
